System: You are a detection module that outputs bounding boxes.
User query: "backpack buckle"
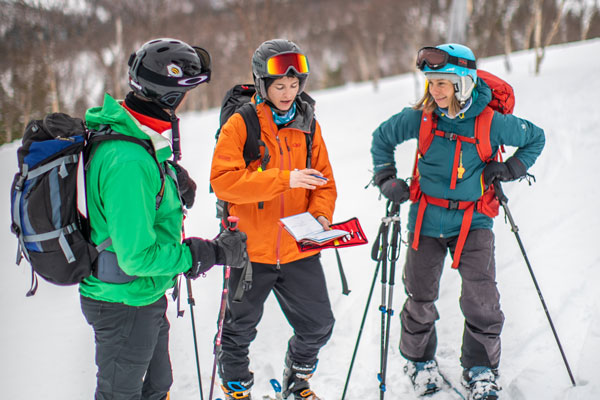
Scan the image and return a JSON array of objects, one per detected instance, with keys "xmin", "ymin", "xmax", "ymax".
[
  {"xmin": 14, "ymin": 174, "xmax": 26, "ymax": 192},
  {"xmin": 444, "ymin": 132, "xmax": 458, "ymax": 141},
  {"xmin": 448, "ymin": 200, "xmax": 460, "ymax": 210}
]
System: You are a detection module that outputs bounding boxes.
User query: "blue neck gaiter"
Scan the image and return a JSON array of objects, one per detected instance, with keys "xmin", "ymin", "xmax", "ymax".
[{"xmin": 256, "ymin": 94, "xmax": 297, "ymax": 126}]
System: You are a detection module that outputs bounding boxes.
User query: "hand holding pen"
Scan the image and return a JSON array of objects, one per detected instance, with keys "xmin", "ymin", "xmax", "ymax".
[{"xmin": 290, "ymin": 168, "xmax": 328, "ymax": 189}]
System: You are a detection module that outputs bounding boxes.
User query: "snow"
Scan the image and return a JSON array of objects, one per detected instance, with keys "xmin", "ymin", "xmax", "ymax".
[{"xmin": 2, "ymin": 39, "xmax": 600, "ymax": 399}]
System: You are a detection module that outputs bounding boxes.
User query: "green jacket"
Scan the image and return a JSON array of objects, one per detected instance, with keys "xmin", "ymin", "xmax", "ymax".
[{"xmin": 79, "ymin": 93, "xmax": 193, "ymax": 306}]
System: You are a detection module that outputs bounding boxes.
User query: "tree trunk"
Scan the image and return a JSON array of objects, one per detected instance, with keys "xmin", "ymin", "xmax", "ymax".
[
  {"xmin": 536, "ymin": 0, "xmax": 567, "ymax": 74},
  {"xmin": 523, "ymin": 1, "xmax": 537, "ymax": 51},
  {"xmin": 49, "ymin": 66, "xmax": 60, "ymax": 112},
  {"xmin": 533, "ymin": 0, "xmax": 543, "ymax": 74},
  {"xmin": 113, "ymin": 16, "xmax": 124, "ymax": 99},
  {"xmin": 580, "ymin": 2, "xmax": 596, "ymax": 41},
  {"xmin": 448, "ymin": 0, "xmax": 468, "ymax": 43},
  {"xmin": 372, "ymin": 32, "xmax": 385, "ymax": 91}
]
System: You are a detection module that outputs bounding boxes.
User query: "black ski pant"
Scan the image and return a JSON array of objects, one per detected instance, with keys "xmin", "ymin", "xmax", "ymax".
[
  {"xmin": 81, "ymin": 295, "xmax": 172, "ymax": 400},
  {"xmin": 217, "ymin": 254, "xmax": 335, "ymax": 383},
  {"xmin": 399, "ymin": 229, "xmax": 505, "ymax": 369}
]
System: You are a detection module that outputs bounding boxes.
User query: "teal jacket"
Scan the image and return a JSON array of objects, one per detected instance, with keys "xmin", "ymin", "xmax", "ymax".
[
  {"xmin": 79, "ymin": 94, "xmax": 193, "ymax": 306},
  {"xmin": 371, "ymin": 79, "xmax": 545, "ymax": 238}
]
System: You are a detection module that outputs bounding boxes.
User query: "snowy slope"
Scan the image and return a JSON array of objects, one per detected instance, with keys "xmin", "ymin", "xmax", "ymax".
[{"xmin": 2, "ymin": 39, "xmax": 599, "ymax": 399}]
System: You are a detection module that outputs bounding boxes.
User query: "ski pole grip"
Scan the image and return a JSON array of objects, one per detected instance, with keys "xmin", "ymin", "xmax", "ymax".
[
  {"xmin": 226, "ymin": 215, "xmax": 240, "ymax": 231},
  {"xmin": 494, "ymin": 181, "xmax": 508, "ymax": 204}
]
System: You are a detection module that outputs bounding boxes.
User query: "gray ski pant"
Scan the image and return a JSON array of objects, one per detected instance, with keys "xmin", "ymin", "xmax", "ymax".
[
  {"xmin": 399, "ymin": 229, "xmax": 505, "ymax": 369},
  {"xmin": 217, "ymin": 254, "xmax": 335, "ymax": 383},
  {"xmin": 81, "ymin": 295, "xmax": 172, "ymax": 400}
]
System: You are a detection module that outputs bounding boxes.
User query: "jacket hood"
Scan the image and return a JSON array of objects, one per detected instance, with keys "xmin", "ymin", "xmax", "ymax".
[
  {"xmin": 434, "ymin": 77, "xmax": 492, "ymax": 120},
  {"xmin": 85, "ymin": 93, "xmax": 173, "ymax": 162},
  {"xmin": 285, "ymin": 94, "xmax": 315, "ymax": 133}
]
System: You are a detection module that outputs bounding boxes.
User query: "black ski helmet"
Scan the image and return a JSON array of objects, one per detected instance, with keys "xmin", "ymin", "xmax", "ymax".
[
  {"xmin": 128, "ymin": 38, "xmax": 211, "ymax": 110},
  {"xmin": 252, "ymin": 39, "xmax": 309, "ymax": 99}
]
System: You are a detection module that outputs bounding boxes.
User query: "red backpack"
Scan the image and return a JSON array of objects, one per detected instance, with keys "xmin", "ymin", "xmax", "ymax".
[{"xmin": 409, "ymin": 70, "xmax": 515, "ymax": 268}]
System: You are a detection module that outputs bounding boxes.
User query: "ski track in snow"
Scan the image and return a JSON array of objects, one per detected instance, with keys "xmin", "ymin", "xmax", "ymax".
[{"xmin": 2, "ymin": 39, "xmax": 600, "ymax": 399}]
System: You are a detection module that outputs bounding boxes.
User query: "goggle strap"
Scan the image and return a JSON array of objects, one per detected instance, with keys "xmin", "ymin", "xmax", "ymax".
[
  {"xmin": 446, "ymin": 55, "xmax": 477, "ymax": 70},
  {"xmin": 137, "ymin": 63, "xmax": 210, "ymax": 88}
]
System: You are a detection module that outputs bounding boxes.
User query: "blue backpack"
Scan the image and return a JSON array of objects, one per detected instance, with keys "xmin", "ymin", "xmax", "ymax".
[{"xmin": 10, "ymin": 113, "xmax": 164, "ymax": 295}]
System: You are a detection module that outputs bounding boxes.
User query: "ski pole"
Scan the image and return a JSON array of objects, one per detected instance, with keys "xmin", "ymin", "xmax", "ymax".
[
  {"xmin": 494, "ymin": 182, "xmax": 576, "ymax": 387},
  {"xmin": 341, "ymin": 214, "xmax": 390, "ymax": 400},
  {"xmin": 180, "ymin": 212, "xmax": 204, "ymax": 400},
  {"xmin": 378, "ymin": 203, "xmax": 393, "ymax": 393},
  {"xmin": 379, "ymin": 202, "xmax": 401, "ymax": 400},
  {"xmin": 187, "ymin": 277, "xmax": 205, "ymax": 400},
  {"xmin": 208, "ymin": 216, "xmax": 239, "ymax": 400}
]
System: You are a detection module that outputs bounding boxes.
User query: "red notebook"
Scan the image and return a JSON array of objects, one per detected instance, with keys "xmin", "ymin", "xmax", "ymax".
[{"xmin": 296, "ymin": 217, "xmax": 368, "ymax": 252}]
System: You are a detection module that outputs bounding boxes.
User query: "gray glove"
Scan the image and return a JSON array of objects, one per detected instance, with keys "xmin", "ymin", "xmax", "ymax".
[
  {"xmin": 483, "ymin": 157, "xmax": 527, "ymax": 186},
  {"xmin": 215, "ymin": 229, "xmax": 249, "ymax": 268},
  {"xmin": 374, "ymin": 167, "xmax": 410, "ymax": 204}
]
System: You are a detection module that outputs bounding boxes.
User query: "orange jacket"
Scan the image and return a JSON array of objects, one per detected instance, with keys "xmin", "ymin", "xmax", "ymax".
[{"xmin": 210, "ymin": 99, "xmax": 337, "ymax": 265}]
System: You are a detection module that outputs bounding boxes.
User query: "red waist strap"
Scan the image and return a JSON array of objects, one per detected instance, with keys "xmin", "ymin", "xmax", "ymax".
[{"xmin": 412, "ymin": 193, "xmax": 475, "ymax": 269}]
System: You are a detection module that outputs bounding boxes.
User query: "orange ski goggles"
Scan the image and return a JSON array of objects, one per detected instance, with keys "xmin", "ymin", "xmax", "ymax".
[{"xmin": 266, "ymin": 52, "xmax": 309, "ymax": 76}]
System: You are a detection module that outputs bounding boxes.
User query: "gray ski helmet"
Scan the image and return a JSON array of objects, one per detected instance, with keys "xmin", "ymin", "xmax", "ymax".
[
  {"xmin": 252, "ymin": 39, "xmax": 309, "ymax": 99},
  {"xmin": 128, "ymin": 38, "xmax": 211, "ymax": 110}
]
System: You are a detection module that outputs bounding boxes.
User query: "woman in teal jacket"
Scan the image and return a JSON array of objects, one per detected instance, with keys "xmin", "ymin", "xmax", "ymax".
[
  {"xmin": 370, "ymin": 44, "xmax": 544, "ymax": 400},
  {"xmin": 80, "ymin": 38, "xmax": 248, "ymax": 400}
]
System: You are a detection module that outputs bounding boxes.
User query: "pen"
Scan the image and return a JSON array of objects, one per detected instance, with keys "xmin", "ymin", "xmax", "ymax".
[{"xmin": 310, "ymin": 174, "xmax": 328, "ymax": 181}]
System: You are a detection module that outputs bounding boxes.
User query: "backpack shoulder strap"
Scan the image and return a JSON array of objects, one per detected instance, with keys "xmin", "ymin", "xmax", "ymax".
[
  {"xmin": 86, "ymin": 127, "xmax": 166, "ymax": 210},
  {"xmin": 237, "ymin": 103, "xmax": 263, "ymax": 167},
  {"xmin": 418, "ymin": 112, "xmax": 436, "ymax": 156},
  {"xmin": 474, "ymin": 106, "xmax": 495, "ymax": 162},
  {"xmin": 305, "ymin": 118, "xmax": 316, "ymax": 168}
]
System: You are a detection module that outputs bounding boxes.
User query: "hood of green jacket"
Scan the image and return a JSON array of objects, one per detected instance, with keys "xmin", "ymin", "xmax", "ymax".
[{"xmin": 85, "ymin": 93, "xmax": 173, "ymax": 163}]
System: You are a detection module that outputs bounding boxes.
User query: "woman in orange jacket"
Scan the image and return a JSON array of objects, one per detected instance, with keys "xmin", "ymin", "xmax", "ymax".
[{"xmin": 210, "ymin": 39, "xmax": 337, "ymax": 400}]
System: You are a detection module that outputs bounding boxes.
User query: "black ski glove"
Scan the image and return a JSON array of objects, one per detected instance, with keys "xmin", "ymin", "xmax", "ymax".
[
  {"xmin": 169, "ymin": 161, "xmax": 197, "ymax": 208},
  {"xmin": 184, "ymin": 237, "xmax": 219, "ymax": 279},
  {"xmin": 374, "ymin": 167, "xmax": 410, "ymax": 204},
  {"xmin": 483, "ymin": 157, "xmax": 527, "ymax": 186},
  {"xmin": 215, "ymin": 229, "xmax": 249, "ymax": 268}
]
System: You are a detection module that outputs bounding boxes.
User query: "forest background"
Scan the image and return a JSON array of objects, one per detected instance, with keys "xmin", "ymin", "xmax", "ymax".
[{"xmin": 1, "ymin": 0, "xmax": 599, "ymax": 144}]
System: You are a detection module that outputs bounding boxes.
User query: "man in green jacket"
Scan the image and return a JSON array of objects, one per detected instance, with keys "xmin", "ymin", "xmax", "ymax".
[{"xmin": 80, "ymin": 38, "xmax": 248, "ymax": 400}]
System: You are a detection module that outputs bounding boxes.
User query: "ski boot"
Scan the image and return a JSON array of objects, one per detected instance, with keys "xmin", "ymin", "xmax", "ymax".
[
  {"xmin": 282, "ymin": 355, "xmax": 320, "ymax": 399},
  {"xmin": 461, "ymin": 366, "xmax": 501, "ymax": 400},
  {"xmin": 403, "ymin": 359, "xmax": 443, "ymax": 396},
  {"xmin": 221, "ymin": 378, "xmax": 254, "ymax": 400}
]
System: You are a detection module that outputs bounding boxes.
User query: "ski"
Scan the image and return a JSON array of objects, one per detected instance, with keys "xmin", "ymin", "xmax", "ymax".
[{"xmin": 439, "ymin": 370, "xmax": 467, "ymax": 400}]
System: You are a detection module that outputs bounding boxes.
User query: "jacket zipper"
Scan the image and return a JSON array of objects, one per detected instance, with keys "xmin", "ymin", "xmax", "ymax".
[{"xmin": 275, "ymin": 133, "xmax": 285, "ymax": 269}]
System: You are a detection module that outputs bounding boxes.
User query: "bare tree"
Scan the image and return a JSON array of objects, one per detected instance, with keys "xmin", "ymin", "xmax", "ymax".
[
  {"xmin": 534, "ymin": 0, "xmax": 568, "ymax": 74},
  {"xmin": 501, "ymin": 0, "xmax": 520, "ymax": 72},
  {"xmin": 579, "ymin": 0, "xmax": 599, "ymax": 40},
  {"xmin": 448, "ymin": 0, "xmax": 470, "ymax": 43}
]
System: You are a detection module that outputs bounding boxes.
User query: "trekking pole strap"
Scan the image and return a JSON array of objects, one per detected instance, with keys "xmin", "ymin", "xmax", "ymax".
[
  {"xmin": 232, "ymin": 260, "xmax": 253, "ymax": 302},
  {"xmin": 334, "ymin": 248, "xmax": 351, "ymax": 295}
]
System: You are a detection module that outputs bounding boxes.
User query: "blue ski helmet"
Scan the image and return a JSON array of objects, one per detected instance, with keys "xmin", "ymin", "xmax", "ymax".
[{"xmin": 418, "ymin": 43, "xmax": 477, "ymax": 103}]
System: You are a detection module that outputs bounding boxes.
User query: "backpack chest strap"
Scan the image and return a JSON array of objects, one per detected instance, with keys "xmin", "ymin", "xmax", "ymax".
[
  {"xmin": 431, "ymin": 128, "xmax": 478, "ymax": 190},
  {"xmin": 412, "ymin": 193, "xmax": 476, "ymax": 269}
]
